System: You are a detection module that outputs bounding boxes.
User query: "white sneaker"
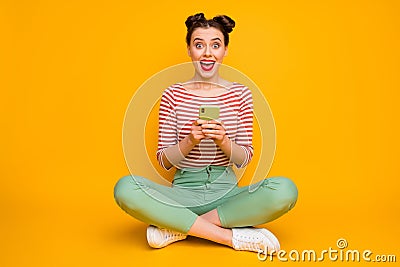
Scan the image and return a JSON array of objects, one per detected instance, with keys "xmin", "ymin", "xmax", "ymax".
[
  {"xmin": 232, "ymin": 227, "xmax": 280, "ymax": 254},
  {"xmin": 146, "ymin": 225, "xmax": 187, "ymax": 248}
]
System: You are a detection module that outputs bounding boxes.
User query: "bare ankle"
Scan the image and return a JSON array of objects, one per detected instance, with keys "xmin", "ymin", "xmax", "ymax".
[{"xmin": 224, "ymin": 228, "xmax": 233, "ymax": 247}]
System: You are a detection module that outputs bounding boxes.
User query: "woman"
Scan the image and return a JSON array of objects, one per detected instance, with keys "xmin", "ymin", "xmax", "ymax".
[{"xmin": 114, "ymin": 13, "xmax": 298, "ymax": 254}]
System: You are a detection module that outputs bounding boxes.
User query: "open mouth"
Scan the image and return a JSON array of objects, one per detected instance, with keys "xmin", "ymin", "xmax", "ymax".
[{"xmin": 200, "ymin": 60, "xmax": 215, "ymax": 71}]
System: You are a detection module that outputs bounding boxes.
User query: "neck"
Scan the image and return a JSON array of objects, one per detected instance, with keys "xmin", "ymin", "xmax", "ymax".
[{"xmin": 191, "ymin": 72, "xmax": 221, "ymax": 86}]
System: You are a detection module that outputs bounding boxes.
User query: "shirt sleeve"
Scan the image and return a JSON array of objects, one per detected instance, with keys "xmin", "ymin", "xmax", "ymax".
[
  {"xmin": 156, "ymin": 87, "xmax": 178, "ymax": 169},
  {"xmin": 234, "ymin": 86, "xmax": 254, "ymax": 168}
]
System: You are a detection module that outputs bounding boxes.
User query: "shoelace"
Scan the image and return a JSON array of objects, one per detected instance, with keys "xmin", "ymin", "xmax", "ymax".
[
  {"xmin": 234, "ymin": 233, "xmax": 266, "ymax": 253},
  {"xmin": 163, "ymin": 230, "xmax": 185, "ymax": 240}
]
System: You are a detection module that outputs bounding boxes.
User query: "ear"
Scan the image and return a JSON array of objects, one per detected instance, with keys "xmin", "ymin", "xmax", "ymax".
[
  {"xmin": 187, "ymin": 45, "xmax": 191, "ymax": 57},
  {"xmin": 224, "ymin": 47, "xmax": 228, "ymax": 57}
]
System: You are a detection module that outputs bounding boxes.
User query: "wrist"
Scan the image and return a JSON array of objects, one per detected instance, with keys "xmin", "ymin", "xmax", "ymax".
[
  {"xmin": 185, "ymin": 135, "xmax": 199, "ymax": 147},
  {"xmin": 216, "ymin": 135, "xmax": 230, "ymax": 147}
]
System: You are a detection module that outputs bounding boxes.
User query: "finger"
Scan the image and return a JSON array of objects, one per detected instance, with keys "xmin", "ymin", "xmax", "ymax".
[
  {"xmin": 195, "ymin": 119, "xmax": 208, "ymax": 125},
  {"xmin": 193, "ymin": 130, "xmax": 205, "ymax": 136},
  {"xmin": 201, "ymin": 123, "xmax": 214, "ymax": 129},
  {"xmin": 203, "ymin": 126, "xmax": 226, "ymax": 133},
  {"xmin": 208, "ymin": 119, "xmax": 223, "ymax": 125},
  {"xmin": 204, "ymin": 134, "xmax": 224, "ymax": 140},
  {"xmin": 203, "ymin": 129, "xmax": 224, "ymax": 136},
  {"xmin": 202, "ymin": 123, "xmax": 223, "ymax": 129},
  {"xmin": 206, "ymin": 123, "xmax": 225, "ymax": 130},
  {"xmin": 212, "ymin": 135, "xmax": 224, "ymax": 140},
  {"xmin": 213, "ymin": 124, "xmax": 224, "ymax": 130},
  {"xmin": 193, "ymin": 133, "xmax": 206, "ymax": 140},
  {"xmin": 192, "ymin": 126, "xmax": 203, "ymax": 131}
]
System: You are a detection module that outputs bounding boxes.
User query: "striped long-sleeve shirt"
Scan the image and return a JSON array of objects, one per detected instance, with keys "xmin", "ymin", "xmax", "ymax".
[{"xmin": 156, "ymin": 82, "xmax": 254, "ymax": 169}]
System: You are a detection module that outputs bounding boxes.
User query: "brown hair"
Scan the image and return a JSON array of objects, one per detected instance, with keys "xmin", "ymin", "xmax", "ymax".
[{"xmin": 185, "ymin": 13, "xmax": 235, "ymax": 46}]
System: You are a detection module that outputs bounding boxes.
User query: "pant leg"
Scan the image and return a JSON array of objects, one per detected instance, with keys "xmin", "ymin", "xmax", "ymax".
[
  {"xmin": 216, "ymin": 177, "xmax": 298, "ymax": 228},
  {"xmin": 114, "ymin": 175, "xmax": 198, "ymax": 234}
]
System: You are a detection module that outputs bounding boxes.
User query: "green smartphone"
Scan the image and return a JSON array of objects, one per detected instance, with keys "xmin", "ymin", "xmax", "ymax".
[{"xmin": 199, "ymin": 105, "xmax": 220, "ymax": 120}]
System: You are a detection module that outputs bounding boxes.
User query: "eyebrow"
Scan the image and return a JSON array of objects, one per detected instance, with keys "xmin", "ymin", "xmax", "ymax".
[{"xmin": 193, "ymin": 37, "xmax": 222, "ymax": 42}]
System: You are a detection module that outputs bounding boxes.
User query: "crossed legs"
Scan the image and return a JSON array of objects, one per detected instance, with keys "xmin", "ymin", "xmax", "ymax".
[
  {"xmin": 114, "ymin": 175, "xmax": 298, "ymax": 250},
  {"xmin": 189, "ymin": 209, "xmax": 232, "ymax": 247}
]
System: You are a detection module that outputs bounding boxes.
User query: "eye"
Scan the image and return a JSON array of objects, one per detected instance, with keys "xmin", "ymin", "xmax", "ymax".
[
  {"xmin": 195, "ymin": 43, "xmax": 203, "ymax": 49},
  {"xmin": 212, "ymin": 43, "xmax": 220, "ymax": 49}
]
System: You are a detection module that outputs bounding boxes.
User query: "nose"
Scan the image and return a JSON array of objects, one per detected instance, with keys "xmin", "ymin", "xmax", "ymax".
[{"xmin": 204, "ymin": 45, "xmax": 212, "ymax": 57}]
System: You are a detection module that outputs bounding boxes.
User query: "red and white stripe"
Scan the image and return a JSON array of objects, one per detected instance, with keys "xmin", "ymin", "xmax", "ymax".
[{"xmin": 157, "ymin": 82, "xmax": 254, "ymax": 169}]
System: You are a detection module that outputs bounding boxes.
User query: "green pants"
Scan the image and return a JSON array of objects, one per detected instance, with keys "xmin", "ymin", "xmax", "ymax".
[{"xmin": 114, "ymin": 166, "xmax": 298, "ymax": 234}]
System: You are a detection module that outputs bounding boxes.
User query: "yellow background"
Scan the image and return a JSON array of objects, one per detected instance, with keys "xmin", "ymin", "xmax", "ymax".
[{"xmin": 1, "ymin": 0, "xmax": 399, "ymax": 266}]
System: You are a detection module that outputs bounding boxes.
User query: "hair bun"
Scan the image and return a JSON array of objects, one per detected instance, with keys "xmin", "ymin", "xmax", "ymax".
[
  {"xmin": 212, "ymin": 15, "xmax": 235, "ymax": 33},
  {"xmin": 185, "ymin": 13, "xmax": 206, "ymax": 30}
]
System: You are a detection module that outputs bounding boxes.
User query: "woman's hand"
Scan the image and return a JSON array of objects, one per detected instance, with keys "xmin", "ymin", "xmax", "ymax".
[
  {"xmin": 200, "ymin": 120, "xmax": 230, "ymax": 147},
  {"xmin": 188, "ymin": 119, "xmax": 207, "ymax": 145}
]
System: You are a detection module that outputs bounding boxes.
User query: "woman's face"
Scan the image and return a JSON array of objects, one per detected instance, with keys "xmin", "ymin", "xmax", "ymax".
[{"xmin": 187, "ymin": 27, "xmax": 228, "ymax": 80}]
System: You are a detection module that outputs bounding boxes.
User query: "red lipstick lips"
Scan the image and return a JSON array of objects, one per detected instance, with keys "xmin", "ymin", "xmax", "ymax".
[{"xmin": 200, "ymin": 60, "xmax": 215, "ymax": 71}]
